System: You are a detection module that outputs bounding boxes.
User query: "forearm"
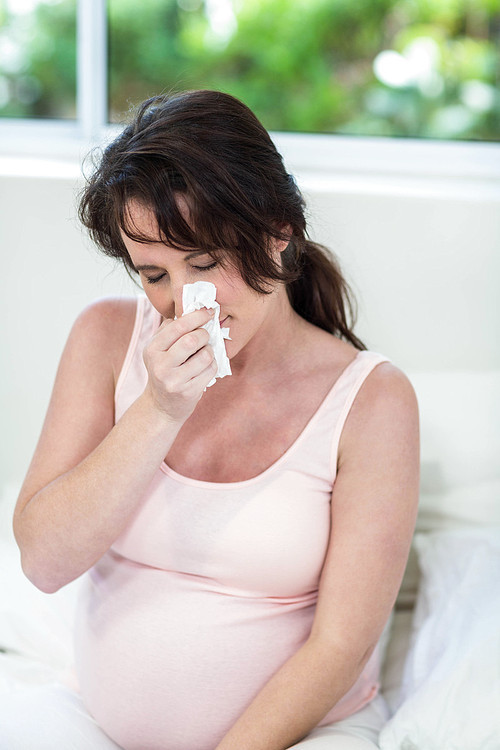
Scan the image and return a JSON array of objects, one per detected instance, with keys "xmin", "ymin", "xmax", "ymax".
[
  {"xmin": 215, "ymin": 637, "xmax": 368, "ymax": 750},
  {"xmin": 14, "ymin": 391, "xmax": 181, "ymax": 593}
]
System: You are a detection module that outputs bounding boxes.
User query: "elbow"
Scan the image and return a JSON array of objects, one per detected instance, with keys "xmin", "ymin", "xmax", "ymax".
[
  {"xmin": 17, "ymin": 547, "xmax": 67, "ymax": 594},
  {"xmin": 34, "ymin": 579, "xmax": 64, "ymax": 595},
  {"xmin": 20, "ymin": 559, "xmax": 62, "ymax": 594},
  {"xmin": 14, "ymin": 517, "xmax": 68, "ymax": 594},
  {"xmin": 34, "ymin": 576, "xmax": 65, "ymax": 595}
]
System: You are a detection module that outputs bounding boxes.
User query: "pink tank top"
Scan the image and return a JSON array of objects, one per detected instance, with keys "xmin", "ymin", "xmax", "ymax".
[{"xmin": 74, "ymin": 296, "xmax": 391, "ymax": 750}]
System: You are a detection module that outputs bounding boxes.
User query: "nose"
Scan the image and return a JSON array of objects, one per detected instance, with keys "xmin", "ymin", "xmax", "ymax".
[{"xmin": 170, "ymin": 274, "xmax": 187, "ymax": 319}]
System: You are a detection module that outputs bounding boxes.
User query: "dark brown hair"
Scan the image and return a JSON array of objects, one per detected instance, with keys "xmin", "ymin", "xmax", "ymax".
[{"xmin": 79, "ymin": 89, "xmax": 365, "ymax": 349}]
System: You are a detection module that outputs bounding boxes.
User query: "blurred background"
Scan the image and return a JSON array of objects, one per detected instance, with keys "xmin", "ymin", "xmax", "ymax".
[{"xmin": 0, "ymin": 0, "xmax": 499, "ymax": 140}]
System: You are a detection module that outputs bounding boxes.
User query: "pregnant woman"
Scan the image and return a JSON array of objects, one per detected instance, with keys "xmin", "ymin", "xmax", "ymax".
[{"xmin": 12, "ymin": 90, "xmax": 419, "ymax": 750}]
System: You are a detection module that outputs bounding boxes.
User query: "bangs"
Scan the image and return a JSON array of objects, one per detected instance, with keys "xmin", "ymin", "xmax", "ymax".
[
  {"xmin": 115, "ymin": 163, "xmax": 250, "ymax": 266},
  {"xmin": 111, "ymin": 161, "xmax": 283, "ymax": 293}
]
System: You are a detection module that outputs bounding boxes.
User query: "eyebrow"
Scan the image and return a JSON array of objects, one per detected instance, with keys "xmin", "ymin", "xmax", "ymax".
[{"xmin": 134, "ymin": 250, "xmax": 209, "ymax": 272}]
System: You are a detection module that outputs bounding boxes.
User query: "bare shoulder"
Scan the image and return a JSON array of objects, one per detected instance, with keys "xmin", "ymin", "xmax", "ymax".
[
  {"xmin": 357, "ymin": 360, "xmax": 418, "ymax": 410},
  {"xmin": 338, "ymin": 360, "xmax": 419, "ymax": 466},
  {"xmin": 71, "ymin": 296, "xmax": 137, "ymax": 342},
  {"xmin": 68, "ymin": 296, "xmax": 138, "ymax": 384},
  {"xmin": 363, "ymin": 361, "xmax": 418, "ymax": 416}
]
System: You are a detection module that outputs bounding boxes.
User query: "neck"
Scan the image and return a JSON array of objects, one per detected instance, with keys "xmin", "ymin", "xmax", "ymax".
[{"xmin": 228, "ymin": 288, "xmax": 309, "ymax": 384}]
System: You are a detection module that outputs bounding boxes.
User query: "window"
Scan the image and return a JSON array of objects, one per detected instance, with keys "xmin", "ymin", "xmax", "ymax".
[
  {"xmin": 1, "ymin": 0, "xmax": 499, "ymax": 176},
  {"xmin": 0, "ymin": 0, "xmax": 76, "ymax": 119},
  {"xmin": 108, "ymin": 0, "xmax": 500, "ymax": 141},
  {"xmin": 2, "ymin": 0, "xmax": 499, "ymax": 140}
]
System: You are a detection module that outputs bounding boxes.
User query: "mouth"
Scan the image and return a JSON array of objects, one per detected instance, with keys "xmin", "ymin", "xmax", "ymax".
[{"xmin": 219, "ymin": 316, "xmax": 229, "ymax": 327}]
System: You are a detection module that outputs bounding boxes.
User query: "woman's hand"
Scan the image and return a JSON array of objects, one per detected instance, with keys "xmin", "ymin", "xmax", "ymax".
[{"xmin": 143, "ymin": 307, "xmax": 217, "ymax": 424}]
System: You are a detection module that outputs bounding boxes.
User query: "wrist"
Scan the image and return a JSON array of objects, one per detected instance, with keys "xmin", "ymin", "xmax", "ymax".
[{"xmin": 135, "ymin": 389, "xmax": 186, "ymax": 436}]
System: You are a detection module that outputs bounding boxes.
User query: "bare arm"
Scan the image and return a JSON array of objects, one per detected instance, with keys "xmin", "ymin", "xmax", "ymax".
[
  {"xmin": 13, "ymin": 298, "xmax": 217, "ymax": 593},
  {"xmin": 216, "ymin": 363, "xmax": 420, "ymax": 750}
]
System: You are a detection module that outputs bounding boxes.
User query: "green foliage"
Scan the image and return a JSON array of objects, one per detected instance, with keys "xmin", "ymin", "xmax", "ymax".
[
  {"xmin": 0, "ymin": 0, "xmax": 76, "ymax": 119},
  {"xmin": 0, "ymin": 0, "xmax": 498, "ymax": 140},
  {"xmin": 107, "ymin": 0, "xmax": 500, "ymax": 139},
  {"xmin": 108, "ymin": 0, "xmax": 188, "ymax": 118}
]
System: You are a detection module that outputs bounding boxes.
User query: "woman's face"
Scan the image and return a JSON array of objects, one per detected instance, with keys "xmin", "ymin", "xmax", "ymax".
[{"xmin": 120, "ymin": 200, "xmax": 286, "ymax": 363}]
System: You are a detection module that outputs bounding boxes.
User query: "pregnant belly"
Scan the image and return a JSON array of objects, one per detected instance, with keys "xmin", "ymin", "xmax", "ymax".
[{"xmin": 74, "ymin": 559, "xmax": 316, "ymax": 750}]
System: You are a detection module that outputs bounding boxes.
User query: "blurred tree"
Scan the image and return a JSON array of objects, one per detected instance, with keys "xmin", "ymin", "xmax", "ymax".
[
  {"xmin": 108, "ymin": 0, "xmax": 499, "ymax": 139},
  {"xmin": 108, "ymin": 0, "xmax": 187, "ymax": 118},
  {"xmin": 0, "ymin": 0, "xmax": 76, "ymax": 119},
  {"xmin": 1, "ymin": 0, "xmax": 498, "ymax": 140}
]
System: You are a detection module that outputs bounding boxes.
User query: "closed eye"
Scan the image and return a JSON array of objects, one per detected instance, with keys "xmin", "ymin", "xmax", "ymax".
[
  {"xmin": 141, "ymin": 259, "xmax": 217, "ymax": 284},
  {"xmin": 193, "ymin": 262, "xmax": 218, "ymax": 272},
  {"xmin": 144, "ymin": 273, "xmax": 166, "ymax": 284}
]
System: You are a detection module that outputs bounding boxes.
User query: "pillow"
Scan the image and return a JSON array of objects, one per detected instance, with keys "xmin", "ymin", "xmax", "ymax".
[
  {"xmin": 395, "ymin": 371, "xmax": 500, "ymax": 610},
  {"xmin": 408, "ymin": 371, "xmax": 500, "ymax": 498},
  {"xmin": 379, "ymin": 529, "xmax": 500, "ymax": 750}
]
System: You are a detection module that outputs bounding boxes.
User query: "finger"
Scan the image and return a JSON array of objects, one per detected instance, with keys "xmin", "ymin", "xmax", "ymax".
[
  {"xmin": 152, "ymin": 308, "xmax": 215, "ymax": 351},
  {"xmin": 174, "ymin": 344, "xmax": 215, "ymax": 382},
  {"xmin": 153, "ymin": 346, "xmax": 216, "ymax": 406},
  {"xmin": 166, "ymin": 328, "xmax": 211, "ymax": 369},
  {"xmin": 182, "ymin": 355, "xmax": 219, "ymax": 397}
]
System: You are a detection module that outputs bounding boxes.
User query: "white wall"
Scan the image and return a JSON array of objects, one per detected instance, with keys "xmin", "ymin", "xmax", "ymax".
[
  {"xmin": 0, "ymin": 166, "xmax": 136, "ymax": 490},
  {"xmin": 1, "ymin": 151, "xmax": 499, "ymax": 490},
  {"xmin": 302, "ymin": 179, "xmax": 500, "ymax": 372}
]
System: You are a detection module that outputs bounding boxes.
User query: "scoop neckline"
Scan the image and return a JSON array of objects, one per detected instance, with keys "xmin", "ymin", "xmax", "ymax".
[{"xmin": 159, "ymin": 349, "xmax": 367, "ymax": 489}]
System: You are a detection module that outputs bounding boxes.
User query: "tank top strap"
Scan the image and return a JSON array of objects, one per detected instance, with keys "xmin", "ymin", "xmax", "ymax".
[
  {"xmin": 114, "ymin": 296, "xmax": 161, "ymax": 423},
  {"xmin": 327, "ymin": 350, "xmax": 392, "ymax": 477}
]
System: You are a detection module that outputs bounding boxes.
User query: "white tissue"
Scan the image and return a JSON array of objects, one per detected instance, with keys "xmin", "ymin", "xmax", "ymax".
[{"xmin": 182, "ymin": 281, "xmax": 231, "ymax": 387}]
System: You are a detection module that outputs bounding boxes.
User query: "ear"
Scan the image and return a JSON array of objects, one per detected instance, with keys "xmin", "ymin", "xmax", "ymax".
[{"xmin": 271, "ymin": 224, "xmax": 293, "ymax": 255}]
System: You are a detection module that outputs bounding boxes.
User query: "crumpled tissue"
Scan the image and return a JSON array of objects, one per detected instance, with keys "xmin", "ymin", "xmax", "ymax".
[{"xmin": 182, "ymin": 281, "xmax": 231, "ymax": 387}]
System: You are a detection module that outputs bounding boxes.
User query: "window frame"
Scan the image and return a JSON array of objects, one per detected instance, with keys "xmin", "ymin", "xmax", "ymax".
[{"xmin": 0, "ymin": 0, "xmax": 499, "ymax": 188}]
